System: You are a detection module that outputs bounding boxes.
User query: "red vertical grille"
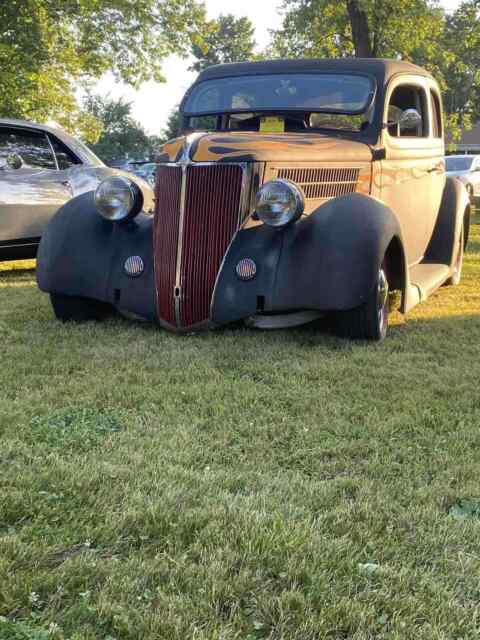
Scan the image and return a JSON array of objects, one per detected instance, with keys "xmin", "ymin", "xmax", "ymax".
[
  {"xmin": 153, "ymin": 164, "xmax": 244, "ymax": 329},
  {"xmin": 154, "ymin": 165, "xmax": 182, "ymax": 326},
  {"xmin": 181, "ymin": 165, "xmax": 243, "ymax": 327}
]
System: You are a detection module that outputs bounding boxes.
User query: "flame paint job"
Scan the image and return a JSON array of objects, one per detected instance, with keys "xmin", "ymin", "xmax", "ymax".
[{"xmin": 156, "ymin": 132, "xmax": 372, "ymax": 164}]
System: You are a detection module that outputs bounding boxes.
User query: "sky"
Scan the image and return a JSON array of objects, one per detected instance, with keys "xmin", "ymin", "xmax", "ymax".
[{"xmin": 95, "ymin": 0, "xmax": 465, "ymax": 136}]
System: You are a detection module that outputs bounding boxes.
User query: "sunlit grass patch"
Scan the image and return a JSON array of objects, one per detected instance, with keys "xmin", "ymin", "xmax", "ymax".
[{"xmin": 1, "ymin": 216, "xmax": 480, "ymax": 639}]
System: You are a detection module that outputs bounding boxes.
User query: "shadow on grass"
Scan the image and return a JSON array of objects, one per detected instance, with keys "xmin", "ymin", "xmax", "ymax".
[{"xmin": 0, "ymin": 268, "xmax": 36, "ymax": 279}]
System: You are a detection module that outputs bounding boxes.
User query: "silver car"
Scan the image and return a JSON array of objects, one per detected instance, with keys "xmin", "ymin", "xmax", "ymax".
[
  {"xmin": 0, "ymin": 118, "xmax": 154, "ymax": 261},
  {"xmin": 445, "ymin": 154, "xmax": 480, "ymax": 203}
]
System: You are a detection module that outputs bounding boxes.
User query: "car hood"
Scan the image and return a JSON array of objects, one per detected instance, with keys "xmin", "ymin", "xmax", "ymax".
[{"xmin": 157, "ymin": 132, "xmax": 373, "ymax": 164}]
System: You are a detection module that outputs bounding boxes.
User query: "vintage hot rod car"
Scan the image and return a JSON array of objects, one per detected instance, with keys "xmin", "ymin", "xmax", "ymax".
[{"xmin": 37, "ymin": 59, "xmax": 470, "ymax": 341}]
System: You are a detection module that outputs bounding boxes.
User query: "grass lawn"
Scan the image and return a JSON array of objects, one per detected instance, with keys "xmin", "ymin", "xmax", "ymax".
[{"xmin": 2, "ymin": 216, "xmax": 480, "ymax": 640}]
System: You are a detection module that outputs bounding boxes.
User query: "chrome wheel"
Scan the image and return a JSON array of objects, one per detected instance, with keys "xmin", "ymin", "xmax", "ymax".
[
  {"xmin": 334, "ymin": 262, "xmax": 390, "ymax": 341},
  {"xmin": 377, "ymin": 268, "xmax": 389, "ymax": 335}
]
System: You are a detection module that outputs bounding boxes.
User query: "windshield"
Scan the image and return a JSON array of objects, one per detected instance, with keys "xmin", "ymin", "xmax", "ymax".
[
  {"xmin": 183, "ymin": 74, "xmax": 375, "ymax": 116},
  {"xmin": 446, "ymin": 157, "xmax": 474, "ymax": 172}
]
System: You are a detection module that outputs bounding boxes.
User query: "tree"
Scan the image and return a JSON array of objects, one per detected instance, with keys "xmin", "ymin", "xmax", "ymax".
[
  {"xmin": 0, "ymin": 0, "xmax": 207, "ymax": 141},
  {"xmin": 270, "ymin": 0, "xmax": 480, "ymax": 141},
  {"xmin": 441, "ymin": 0, "xmax": 480, "ymax": 134},
  {"xmin": 84, "ymin": 95, "xmax": 160, "ymax": 163},
  {"xmin": 271, "ymin": 0, "xmax": 444, "ymax": 60},
  {"xmin": 162, "ymin": 107, "xmax": 182, "ymax": 141},
  {"xmin": 190, "ymin": 14, "xmax": 256, "ymax": 72}
]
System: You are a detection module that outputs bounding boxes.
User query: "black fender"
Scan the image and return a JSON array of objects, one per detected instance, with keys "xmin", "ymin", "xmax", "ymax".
[
  {"xmin": 212, "ymin": 193, "xmax": 408, "ymax": 325},
  {"xmin": 36, "ymin": 192, "xmax": 156, "ymax": 321},
  {"xmin": 424, "ymin": 177, "xmax": 471, "ymax": 267}
]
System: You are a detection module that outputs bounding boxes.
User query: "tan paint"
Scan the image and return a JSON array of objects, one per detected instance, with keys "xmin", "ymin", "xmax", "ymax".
[
  {"xmin": 378, "ymin": 75, "xmax": 446, "ymax": 265},
  {"xmin": 190, "ymin": 131, "xmax": 372, "ymax": 163}
]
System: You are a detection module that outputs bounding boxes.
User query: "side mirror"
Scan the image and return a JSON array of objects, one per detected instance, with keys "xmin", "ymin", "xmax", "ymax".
[
  {"xmin": 387, "ymin": 107, "xmax": 423, "ymax": 131},
  {"xmin": 400, "ymin": 108, "xmax": 423, "ymax": 130},
  {"xmin": 5, "ymin": 153, "xmax": 24, "ymax": 170}
]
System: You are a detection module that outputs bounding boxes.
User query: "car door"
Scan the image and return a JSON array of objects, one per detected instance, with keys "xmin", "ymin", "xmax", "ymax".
[
  {"xmin": 0, "ymin": 126, "xmax": 74, "ymax": 245},
  {"xmin": 379, "ymin": 76, "xmax": 445, "ymax": 265}
]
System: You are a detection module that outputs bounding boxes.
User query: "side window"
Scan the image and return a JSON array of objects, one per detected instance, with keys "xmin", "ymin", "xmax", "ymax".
[
  {"xmin": 387, "ymin": 84, "xmax": 429, "ymax": 138},
  {"xmin": 49, "ymin": 135, "xmax": 81, "ymax": 169},
  {"xmin": 431, "ymin": 91, "xmax": 442, "ymax": 138},
  {"xmin": 0, "ymin": 127, "xmax": 56, "ymax": 169}
]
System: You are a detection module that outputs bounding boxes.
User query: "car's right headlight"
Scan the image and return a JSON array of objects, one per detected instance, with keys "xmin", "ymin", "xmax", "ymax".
[
  {"xmin": 94, "ymin": 176, "xmax": 144, "ymax": 222},
  {"xmin": 255, "ymin": 179, "xmax": 305, "ymax": 228}
]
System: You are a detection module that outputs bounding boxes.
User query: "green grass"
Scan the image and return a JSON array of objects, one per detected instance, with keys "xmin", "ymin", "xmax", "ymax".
[{"xmin": 2, "ymin": 219, "xmax": 480, "ymax": 640}]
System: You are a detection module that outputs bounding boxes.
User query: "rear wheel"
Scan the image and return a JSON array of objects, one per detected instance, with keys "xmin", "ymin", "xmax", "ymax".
[
  {"xmin": 50, "ymin": 293, "xmax": 112, "ymax": 322},
  {"xmin": 334, "ymin": 265, "xmax": 389, "ymax": 341},
  {"xmin": 445, "ymin": 224, "xmax": 464, "ymax": 286}
]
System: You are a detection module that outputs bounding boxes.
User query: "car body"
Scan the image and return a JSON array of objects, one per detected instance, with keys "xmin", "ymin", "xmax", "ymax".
[
  {"xmin": 37, "ymin": 58, "xmax": 470, "ymax": 341},
  {"xmin": 0, "ymin": 119, "xmax": 154, "ymax": 260},
  {"xmin": 445, "ymin": 154, "xmax": 480, "ymax": 202},
  {"xmin": 127, "ymin": 161, "xmax": 157, "ymax": 186}
]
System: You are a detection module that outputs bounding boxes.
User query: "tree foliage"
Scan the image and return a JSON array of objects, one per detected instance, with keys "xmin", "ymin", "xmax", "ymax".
[
  {"xmin": 0, "ymin": 0, "xmax": 206, "ymax": 140},
  {"xmin": 271, "ymin": 0, "xmax": 480, "ymax": 140},
  {"xmin": 162, "ymin": 107, "xmax": 182, "ymax": 141},
  {"xmin": 190, "ymin": 14, "xmax": 256, "ymax": 72},
  {"xmin": 157, "ymin": 14, "xmax": 257, "ymax": 144},
  {"xmin": 84, "ymin": 95, "xmax": 161, "ymax": 163}
]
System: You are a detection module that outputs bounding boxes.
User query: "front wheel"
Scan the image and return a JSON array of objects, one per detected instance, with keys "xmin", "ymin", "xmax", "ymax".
[
  {"xmin": 50, "ymin": 293, "xmax": 112, "ymax": 322},
  {"xmin": 334, "ymin": 266, "xmax": 389, "ymax": 341}
]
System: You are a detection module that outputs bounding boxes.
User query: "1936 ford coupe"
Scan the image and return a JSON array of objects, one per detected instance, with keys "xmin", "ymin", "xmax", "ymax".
[{"xmin": 37, "ymin": 58, "xmax": 471, "ymax": 341}]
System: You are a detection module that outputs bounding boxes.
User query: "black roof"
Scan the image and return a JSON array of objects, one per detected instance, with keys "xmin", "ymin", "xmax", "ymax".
[{"xmin": 194, "ymin": 58, "xmax": 433, "ymax": 86}]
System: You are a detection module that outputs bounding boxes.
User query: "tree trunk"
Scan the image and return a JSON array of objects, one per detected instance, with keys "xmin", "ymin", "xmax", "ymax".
[{"xmin": 346, "ymin": 0, "xmax": 374, "ymax": 57}]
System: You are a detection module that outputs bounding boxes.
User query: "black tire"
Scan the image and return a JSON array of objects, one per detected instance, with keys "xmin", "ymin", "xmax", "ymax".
[
  {"xmin": 50, "ymin": 293, "xmax": 112, "ymax": 322},
  {"xmin": 334, "ymin": 266, "xmax": 389, "ymax": 341},
  {"xmin": 445, "ymin": 224, "xmax": 464, "ymax": 286}
]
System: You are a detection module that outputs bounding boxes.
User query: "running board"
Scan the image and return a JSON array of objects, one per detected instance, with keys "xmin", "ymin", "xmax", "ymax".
[{"xmin": 405, "ymin": 263, "xmax": 450, "ymax": 311}]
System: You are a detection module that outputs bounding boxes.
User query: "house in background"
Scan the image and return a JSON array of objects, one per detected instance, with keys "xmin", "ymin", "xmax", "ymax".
[{"xmin": 449, "ymin": 122, "xmax": 480, "ymax": 155}]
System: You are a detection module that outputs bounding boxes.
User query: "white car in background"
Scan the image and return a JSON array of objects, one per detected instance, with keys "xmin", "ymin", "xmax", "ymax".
[
  {"xmin": 445, "ymin": 154, "xmax": 480, "ymax": 203},
  {"xmin": 0, "ymin": 118, "xmax": 154, "ymax": 261}
]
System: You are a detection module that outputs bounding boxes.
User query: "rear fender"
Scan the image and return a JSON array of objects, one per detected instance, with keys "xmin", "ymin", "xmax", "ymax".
[{"xmin": 424, "ymin": 177, "xmax": 470, "ymax": 267}]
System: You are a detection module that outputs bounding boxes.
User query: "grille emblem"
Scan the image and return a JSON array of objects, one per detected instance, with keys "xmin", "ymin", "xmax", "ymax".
[
  {"xmin": 124, "ymin": 256, "xmax": 144, "ymax": 277},
  {"xmin": 236, "ymin": 258, "xmax": 257, "ymax": 281}
]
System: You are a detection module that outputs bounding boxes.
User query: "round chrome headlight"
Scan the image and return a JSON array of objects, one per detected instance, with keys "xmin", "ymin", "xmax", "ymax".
[
  {"xmin": 255, "ymin": 179, "xmax": 305, "ymax": 227},
  {"xmin": 94, "ymin": 176, "xmax": 143, "ymax": 222}
]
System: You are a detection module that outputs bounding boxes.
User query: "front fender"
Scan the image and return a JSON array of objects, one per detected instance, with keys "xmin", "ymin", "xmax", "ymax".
[
  {"xmin": 37, "ymin": 192, "xmax": 156, "ymax": 321},
  {"xmin": 212, "ymin": 193, "xmax": 405, "ymax": 325}
]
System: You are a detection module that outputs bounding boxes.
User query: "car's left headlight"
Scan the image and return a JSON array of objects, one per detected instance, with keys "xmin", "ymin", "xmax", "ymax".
[
  {"xmin": 255, "ymin": 179, "xmax": 305, "ymax": 227},
  {"xmin": 94, "ymin": 176, "xmax": 144, "ymax": 222}
]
